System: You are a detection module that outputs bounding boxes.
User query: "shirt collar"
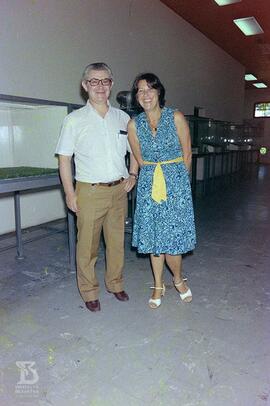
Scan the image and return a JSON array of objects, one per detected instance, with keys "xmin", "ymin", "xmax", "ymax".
[{"xmin": 86, "ymin": 99, "xmax": 111, "ymax": 113}]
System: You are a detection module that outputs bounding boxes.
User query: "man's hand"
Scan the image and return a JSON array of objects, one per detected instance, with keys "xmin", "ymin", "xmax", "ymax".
[
  {"xmin": 65, "ymin": 191, "xmax": 79, "ymax": 213},
  {"xmin": 124, "ymin": 175, "xmax": 137, "ymax": 193},
  {"xmin": 58, "ymin": 155, "xmax": 79, "ymax": 213}
]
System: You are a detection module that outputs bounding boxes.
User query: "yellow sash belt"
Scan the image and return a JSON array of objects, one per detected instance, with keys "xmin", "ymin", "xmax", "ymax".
[{"xmin": 143, "ymin": 157, "xmax": 183, "ymax": 203}]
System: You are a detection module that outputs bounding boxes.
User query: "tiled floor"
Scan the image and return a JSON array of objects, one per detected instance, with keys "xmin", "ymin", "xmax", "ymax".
[{"xmin": 0, "ymin": 165, "xmax": 269, "ymax": 406}]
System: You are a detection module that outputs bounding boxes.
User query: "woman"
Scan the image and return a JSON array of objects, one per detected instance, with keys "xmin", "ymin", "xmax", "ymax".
[{"xmin": 128, "ymin": 73, "xmax": 196, "ymax": 309}]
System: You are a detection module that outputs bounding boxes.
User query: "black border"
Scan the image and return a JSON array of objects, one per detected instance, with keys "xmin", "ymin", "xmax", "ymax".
[{"xmin": 253, "ymin": 101, "xmax": 270, "ymax": 118}]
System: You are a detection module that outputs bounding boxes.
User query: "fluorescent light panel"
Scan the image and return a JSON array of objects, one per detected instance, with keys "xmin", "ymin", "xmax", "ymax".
[
  {"xmin": 245, "ymin": 74, "xmax": 257, "ymax": 81},
  {"xmin": 253, "ymin": 83, "xmax": 267, "ymax": 88},
  {"xmin": 233, "ymin": 17, "xmax": 264, "ymax": 36},
  {"xmin": 214, "ymin": 0, "xmax": 241, "ymax": 5}
]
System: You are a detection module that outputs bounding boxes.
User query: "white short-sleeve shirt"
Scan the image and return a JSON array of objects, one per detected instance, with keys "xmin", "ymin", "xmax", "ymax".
[{"xmin": 55, "ymin": 101, "xmax": 131, "ymax": 183}]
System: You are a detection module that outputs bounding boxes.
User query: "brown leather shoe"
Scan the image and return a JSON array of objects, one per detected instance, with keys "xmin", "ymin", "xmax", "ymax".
[
  {"xmin": 109, "ymin": 290, "xmax": 129, "ymax": 301},
  {"xmin": 85, "ymin": 299, "xmax": 101, "ymax": 312}
]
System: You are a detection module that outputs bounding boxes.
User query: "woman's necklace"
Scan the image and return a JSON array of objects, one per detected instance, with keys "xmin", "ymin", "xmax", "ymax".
[
  {"xmin": 149, "ymin": 122, "xmax": 158, "ymax": 132},
  {"xmin": 147, "ymin": 111, "xmax": 161, "ymax": 134}
]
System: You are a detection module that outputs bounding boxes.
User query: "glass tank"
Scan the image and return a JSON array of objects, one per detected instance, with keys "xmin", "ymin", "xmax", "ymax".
[
  {"xmin": 0, "ymin": 94, "xmax": 80, "ymax": 235},
  {"xmin": 0, "ymin": 99, "xmax": 68, "ymax": 171},
  {"xmin": 185, "ymin": 114, "xmax": 263, "ymax": 152}
]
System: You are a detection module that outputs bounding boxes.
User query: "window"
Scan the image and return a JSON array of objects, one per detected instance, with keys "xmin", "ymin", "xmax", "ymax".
[{"xmin": 254, "ymin": 101, "xmax": 270, "ymax": 118}]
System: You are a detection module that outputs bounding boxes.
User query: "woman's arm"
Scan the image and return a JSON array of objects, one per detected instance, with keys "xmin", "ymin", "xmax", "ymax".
[
  {"xmin": 174, "ymin": 111, "xmax": 192, "ymax": 172},
  {"xmin": 124, "ymin": 152, "xmax": 139, "ymax": 192},
  {"xmin": 128, "ymin": 119, "xmax": 144, "ymax": 167}
]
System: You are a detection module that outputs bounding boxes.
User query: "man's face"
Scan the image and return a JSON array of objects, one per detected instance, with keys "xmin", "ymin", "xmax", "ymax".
[{"xmin": 82, "ymin": 69, "xmax": 113, "ymax": 105}]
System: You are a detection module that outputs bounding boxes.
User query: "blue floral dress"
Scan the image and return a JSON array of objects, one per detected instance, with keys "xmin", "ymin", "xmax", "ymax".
[{"xmin": 132, "ymin": 107, "xmax": 196, "ymax": 255}]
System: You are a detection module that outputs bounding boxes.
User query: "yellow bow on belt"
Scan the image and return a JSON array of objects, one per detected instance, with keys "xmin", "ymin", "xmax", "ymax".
[{"xmin": 143, "ymin": 157, "xmax": 183, "ymax": 203}]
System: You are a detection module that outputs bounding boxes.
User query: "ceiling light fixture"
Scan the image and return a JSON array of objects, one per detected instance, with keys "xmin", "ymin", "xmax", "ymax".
[
  {"xmin": 253, "ymin": 83, "xmax": 267, "ymax": 88},
  {"xmin": 245, "ymin": 74, "xmax": 257, "ymax": 81},
  {"xmin": 233, "ymin": 17, "xmax": 264, "ymax": 36},
  {"xmin": 214, "ymin": 0, "xmax": 241, "ymax": 6}
]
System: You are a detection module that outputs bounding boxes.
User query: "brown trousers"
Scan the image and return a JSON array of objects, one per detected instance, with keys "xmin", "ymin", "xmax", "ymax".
[{"xmin": 75, "ymin": 181, "xmax": 127, "ymax": 302}]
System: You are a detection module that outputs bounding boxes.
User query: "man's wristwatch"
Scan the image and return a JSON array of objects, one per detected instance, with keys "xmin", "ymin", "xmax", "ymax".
[{"xmin": 129, "ymin": 172, "xmax": 138, "ymax": 180}]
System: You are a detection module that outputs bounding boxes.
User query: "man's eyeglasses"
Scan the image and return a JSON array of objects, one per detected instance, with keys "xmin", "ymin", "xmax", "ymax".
[{"xmin": 86, "ymin": 78, "xmax": 112, "ymax": 87}]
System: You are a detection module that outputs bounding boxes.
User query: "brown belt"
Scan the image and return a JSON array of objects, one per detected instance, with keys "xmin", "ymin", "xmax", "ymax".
[{"xmin": 91, "ymin": 177, "xmax": 124, "ymax": 187}]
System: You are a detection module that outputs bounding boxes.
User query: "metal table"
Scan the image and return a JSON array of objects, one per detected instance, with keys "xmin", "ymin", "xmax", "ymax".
[{"xmin": 0, "ymin": 169, "xmax": 76, "ymax": 270}]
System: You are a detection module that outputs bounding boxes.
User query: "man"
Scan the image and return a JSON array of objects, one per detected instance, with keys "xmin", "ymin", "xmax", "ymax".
[{"xmin": 56, "ymin": 62, "xmax": 138, "ymax": 312}]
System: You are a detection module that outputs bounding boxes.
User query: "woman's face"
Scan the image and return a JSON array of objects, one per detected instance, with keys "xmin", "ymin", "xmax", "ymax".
[{"xmin": 136, "ymin": 80, "xmax": 159, "ymax": 112}]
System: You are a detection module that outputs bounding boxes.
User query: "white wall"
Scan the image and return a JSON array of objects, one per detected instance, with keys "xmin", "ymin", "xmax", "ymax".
[
  {"xmin": 0, "ymin": 0, "xmax": 245, "ymax": 121},
  {"xmin": 0, "ymin": 0, "xmax": 246, "ymax": 234}
]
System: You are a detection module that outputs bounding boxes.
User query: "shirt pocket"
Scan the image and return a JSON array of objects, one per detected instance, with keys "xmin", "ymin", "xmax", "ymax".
[{"xmin": 116, "ymin": 130, "xmax": 128, "ymax": 156}]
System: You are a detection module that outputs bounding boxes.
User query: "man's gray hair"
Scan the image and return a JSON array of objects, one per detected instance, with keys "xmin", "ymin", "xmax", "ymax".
[{"xmin": 82, "ymin": 62, "xmax": 113, "ymax": 81}]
